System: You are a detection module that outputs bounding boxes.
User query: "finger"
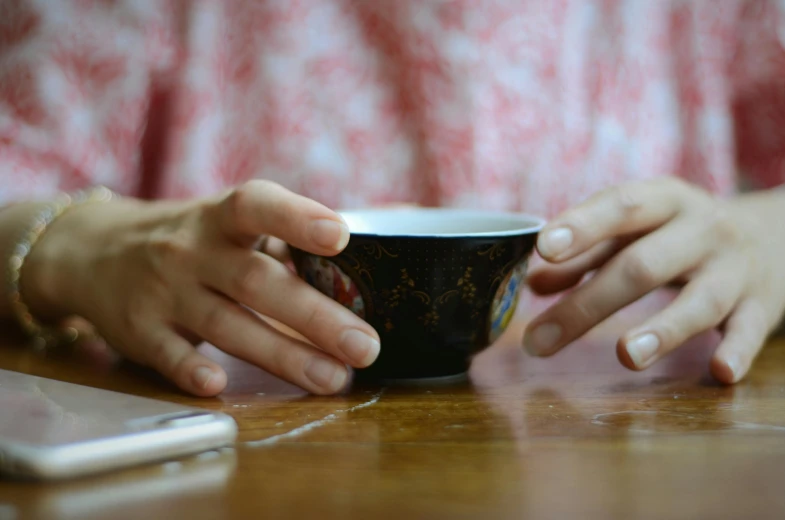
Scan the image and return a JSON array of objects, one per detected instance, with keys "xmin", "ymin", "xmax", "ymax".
[
  {"xmin": 537, "ymin": 178, "xmax": 701, "ymax": 262},
  {"xmin": 616, "ymin": 259, "xmax": 744, "ymax": 371},
  {"xmin": 710, "ymin": 298, "xmax": 769, "ymax": 384},
  {"xmin": 218, "ymin": 180, "xmax": 349, "ymax": 255},
  {"xmin": 73, "ymin": 338, "xmax": 121, "ymax": 369},
  {"xmin": 527, "ymin": 238, "xmax": 626, "ymax": 295},
  {"xmin": 198, "ymin": 247, "xmax": 380, "ymax": 368},
  {"xmin": 175, "ymin": 288, "xmax": 350, "ymax": 395},
  {"xmin": 262, "ymin": 236, "xmax": 291, "ymax": 263},
  {"xmin": 523, "ymin": 216, "xmax": 713, "ymax": 356},
  {"xmin": 121, "ymin": 326, "xmax": 227, "ymax": 396}
]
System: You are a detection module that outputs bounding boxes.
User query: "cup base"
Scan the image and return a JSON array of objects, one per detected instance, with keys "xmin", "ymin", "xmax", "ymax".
[
  {"xmin": 374, "ymin": 371, "xmax": 469, "ymax": 387},
  {"xmin": 353, "ymin": 368, "xmax": 469, "ymax": 386}
]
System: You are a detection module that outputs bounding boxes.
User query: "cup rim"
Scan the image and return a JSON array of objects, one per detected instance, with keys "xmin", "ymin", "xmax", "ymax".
[{"xmin": 338, "ymin": 208, "xmax": 546, "ymax": 238}]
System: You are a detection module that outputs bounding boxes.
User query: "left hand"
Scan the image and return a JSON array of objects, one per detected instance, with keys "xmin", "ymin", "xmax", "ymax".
[{"xmin": 523, "ymin": 178, "xmax": 785, "ymax": 383}]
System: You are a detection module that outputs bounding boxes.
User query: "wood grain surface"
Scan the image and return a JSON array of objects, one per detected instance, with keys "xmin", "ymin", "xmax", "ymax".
[{"xmin": 1, "ymin": 292, "xmax": 784, "ymax": 520}]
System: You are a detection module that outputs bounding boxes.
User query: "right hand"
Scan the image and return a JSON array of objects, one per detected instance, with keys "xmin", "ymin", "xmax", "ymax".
[{"xmin": 23, "ymin": 181, "xmax": 381, "ymax": 396}]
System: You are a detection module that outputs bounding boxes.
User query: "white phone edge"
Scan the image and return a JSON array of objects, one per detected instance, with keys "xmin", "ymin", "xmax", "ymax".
[{"xmin": 0, "ymin": 413, "xmax": 238, "ymax": 480}]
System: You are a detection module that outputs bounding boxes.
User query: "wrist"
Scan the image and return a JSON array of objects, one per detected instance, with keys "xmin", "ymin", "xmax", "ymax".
[
  {"xmin": 23, "ymin": 196, "xmax": 197, "ymax": 321},
  {"xmin": 20, "ymin": 202, "xmax": 100, "ymax": 320}
]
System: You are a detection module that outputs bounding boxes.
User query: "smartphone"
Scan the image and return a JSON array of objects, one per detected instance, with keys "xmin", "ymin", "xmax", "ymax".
[{"xmin": 0, "ymin": 368, "xmax": 237, "ymax": 480}]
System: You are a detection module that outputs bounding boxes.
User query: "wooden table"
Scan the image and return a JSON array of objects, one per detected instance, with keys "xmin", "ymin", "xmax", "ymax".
[{"xmin": 1, "ymin": 292, "xmax": 784, "ymax": 520}]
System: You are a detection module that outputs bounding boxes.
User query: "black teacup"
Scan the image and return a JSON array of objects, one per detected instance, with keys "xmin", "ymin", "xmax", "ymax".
[{"xmin": 291, "ymin": 208, "xmax": 544, "ymax": 382}]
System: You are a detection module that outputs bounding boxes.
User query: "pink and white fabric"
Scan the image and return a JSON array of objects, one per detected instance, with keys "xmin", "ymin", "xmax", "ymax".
[{"xmin": 2, "ymin": 0, "xmax": 785, "ymax": 217}]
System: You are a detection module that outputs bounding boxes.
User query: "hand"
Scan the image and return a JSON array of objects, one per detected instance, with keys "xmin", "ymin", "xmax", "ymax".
[
  {"xmin": 523, "ymin": 179, "xmax": 785, "ymax": 383},
  {"xmin": 25, "ymin": 181, "xmax": 381, "ymax": 396}
]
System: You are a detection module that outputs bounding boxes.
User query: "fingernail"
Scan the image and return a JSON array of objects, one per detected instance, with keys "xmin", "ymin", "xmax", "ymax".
[
  {"xmin": 524, "ymin": 322, "xmax": 562, "ymax": 355},
  {"xmin": 305, "ymin": 357, "xmax": 347, "ymax": 391},
  {"xmin": 309, "ymin": 219, "xmax": 350, "ymax": 250},
  {"xmin": 340, "ymin": 329, "xmax": 380, "ymax": 367},
  {"xmin": 538, "ymin": 227, "xmax": 573, "ymax": 258},
  {"xmin": 626, "ymin": 333, "xmax": 660, "ymax": 368},
  {"xmin": 192, "ymin": 366, "xmax": 215, "ymax": 390},
  {"xmin": 725, "ymin": 356, "xmax": 743, "ymax": 382}
]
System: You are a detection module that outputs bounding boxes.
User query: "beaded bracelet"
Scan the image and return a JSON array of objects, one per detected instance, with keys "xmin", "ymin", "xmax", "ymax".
[{"xmin": 6, "ymin": 186, "xmax": 114, "ymax": 349}]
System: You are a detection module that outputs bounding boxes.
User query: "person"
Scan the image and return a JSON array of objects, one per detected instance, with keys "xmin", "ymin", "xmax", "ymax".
[{"xmin": 1, "ymin": 0, "xmax": 784, "ymax": 397}]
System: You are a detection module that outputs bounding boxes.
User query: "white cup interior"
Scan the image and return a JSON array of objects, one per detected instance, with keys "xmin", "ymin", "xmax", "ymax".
[{"xmin": 339, "ymin": 208, "xmax": 545, "ymax": 237}]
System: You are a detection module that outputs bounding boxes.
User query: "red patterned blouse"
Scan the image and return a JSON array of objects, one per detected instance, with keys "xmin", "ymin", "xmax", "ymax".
[{"xmin": 2, "ymin": 0, "xmax": 785, "ymax": 218}]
